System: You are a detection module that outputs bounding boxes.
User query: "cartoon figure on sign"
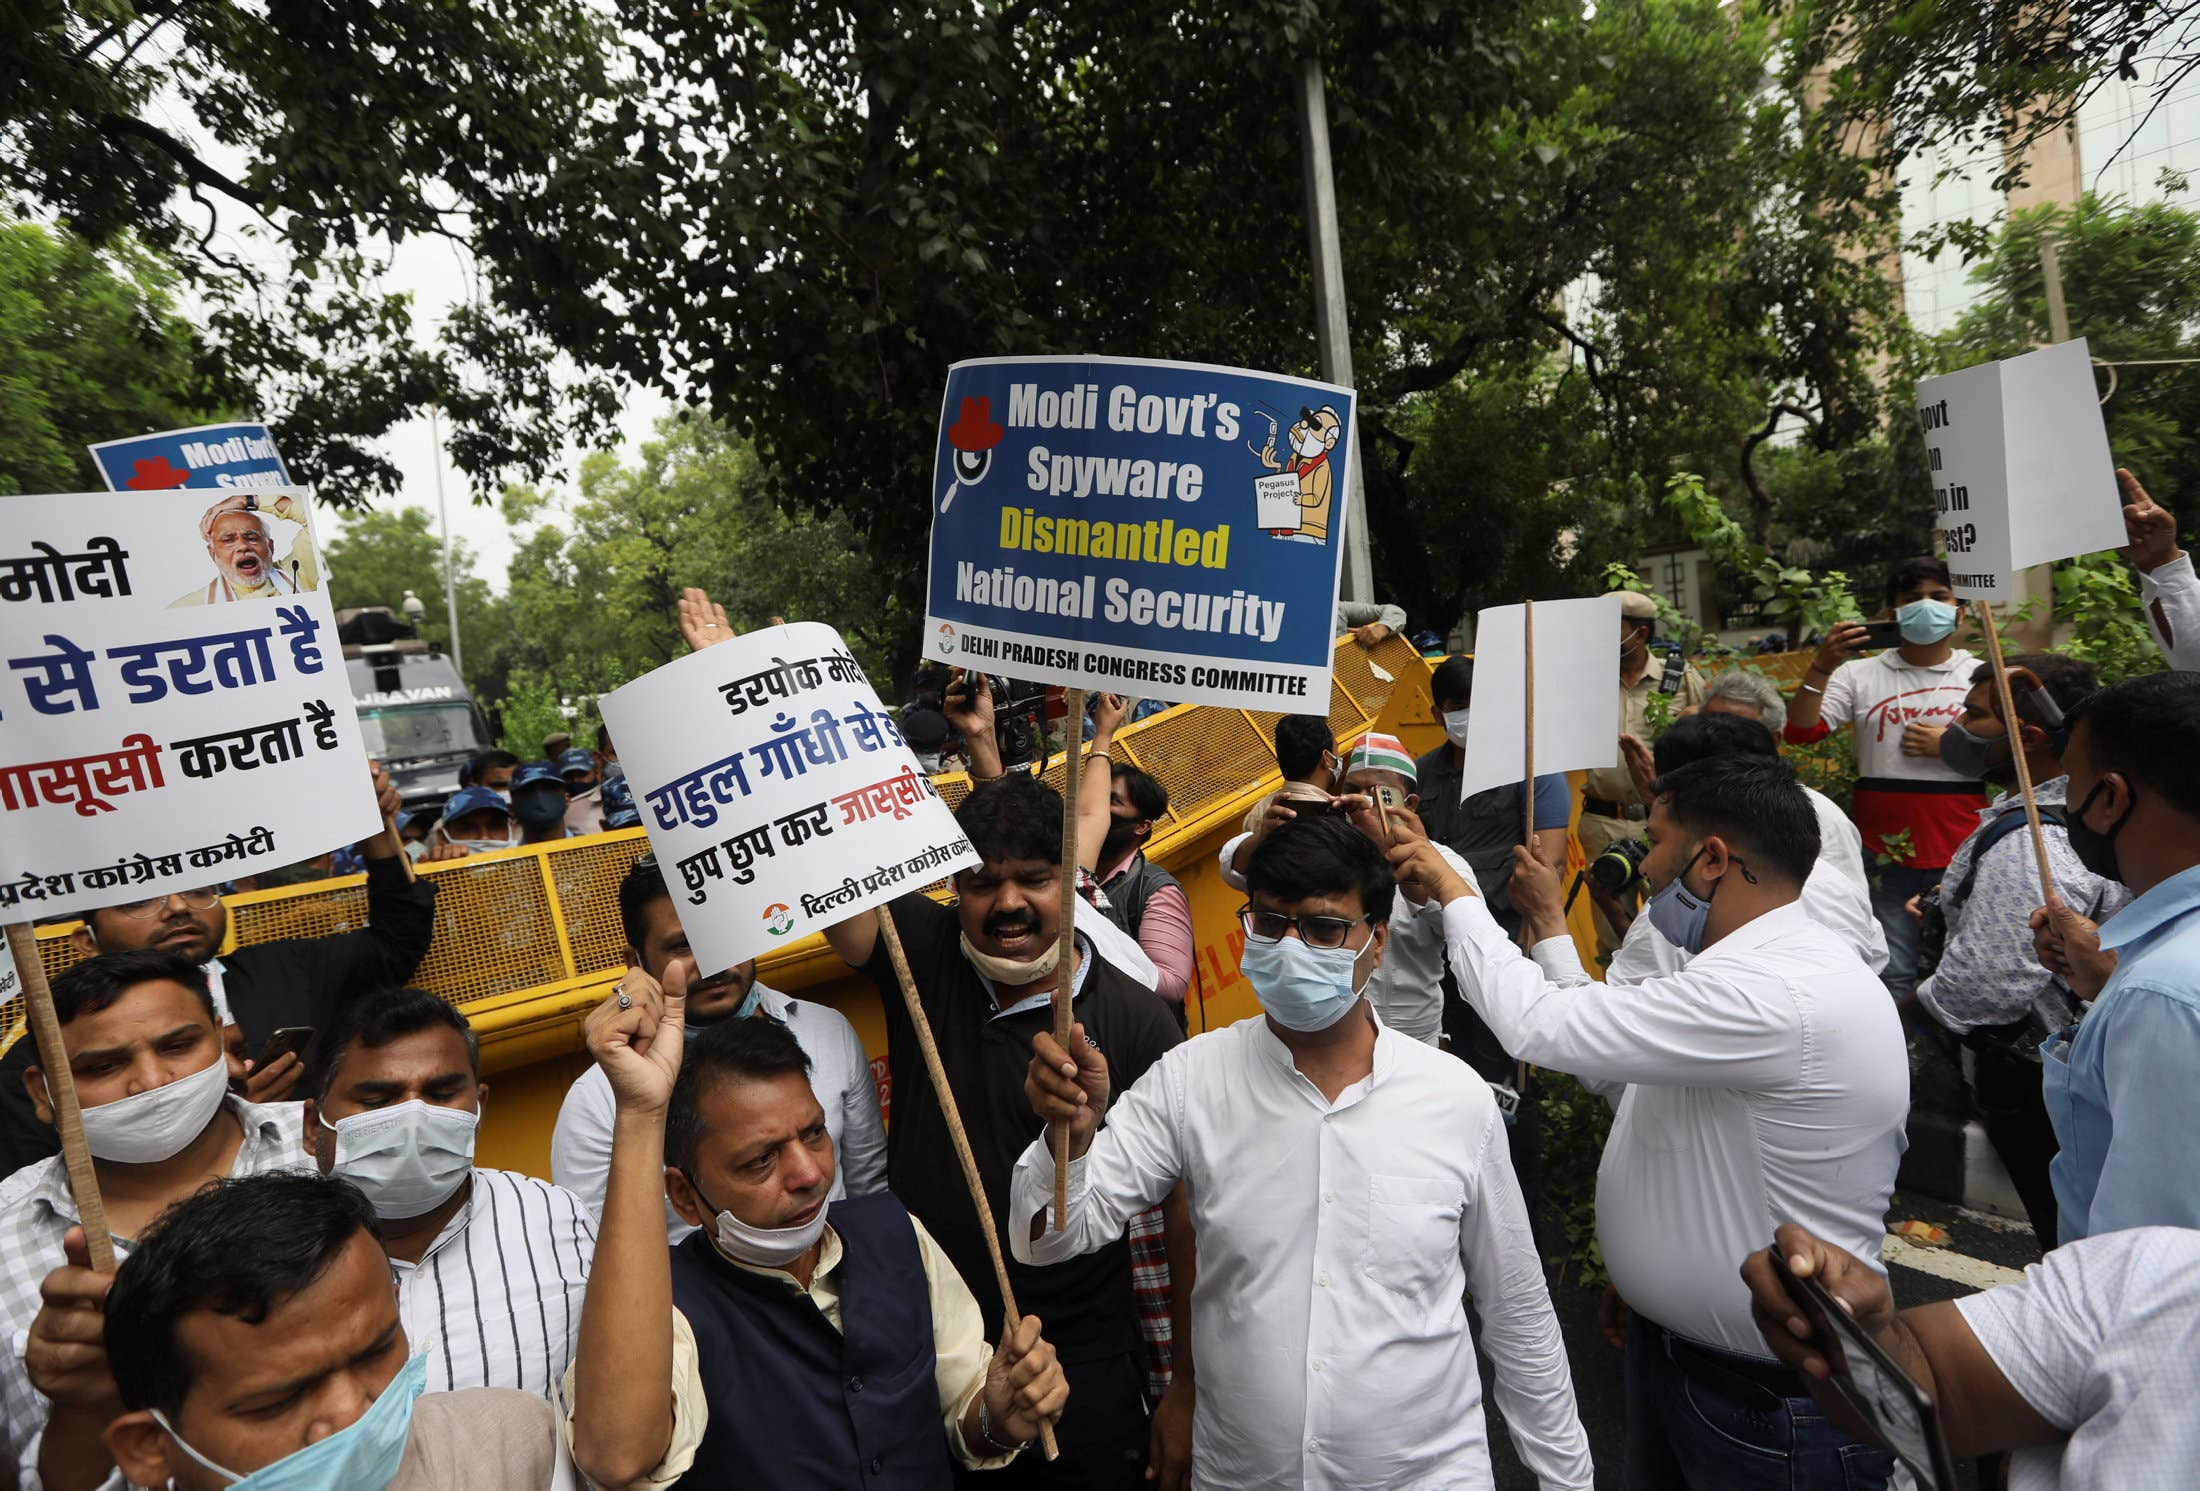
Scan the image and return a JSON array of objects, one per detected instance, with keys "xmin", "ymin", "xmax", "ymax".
[
  {"xmin": 939, "ymin": 396, "xmax": 1004, "ymax": 513},
  {"xmin": 763, "ymin": 903, "xmax": 795, "ymax": 936},
  {"xmin": 1252, "ymin": 405, "xmax": 1341, "ymax": 544},
  {"xmin": 170, "ymin": 491, "xmax": 322, "ymax": 607}
]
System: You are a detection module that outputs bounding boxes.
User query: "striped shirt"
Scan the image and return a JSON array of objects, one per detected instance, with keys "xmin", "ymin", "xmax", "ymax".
[
  {"xmin": 396, "ymin": 1169, "xmax": 597, "ymax": 1400},
  {"xmin": 0, "ymin": 1098, "xmax": 308, "ymax": 1471}
]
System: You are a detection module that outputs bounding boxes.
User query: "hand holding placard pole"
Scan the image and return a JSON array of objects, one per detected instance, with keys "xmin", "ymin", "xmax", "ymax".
[
  {"xmin": 1522, "ymin": 599, "xmax": 1537, "ymax": 850},
  {"xmin": 1972, "ymin": 600, "xmax": 2059, "ymax": 901},
  {"xmin": 1052, "ymin": 687, "xmax": 1086, "ymax": 1233},
  {"xmin": 874, "ymin": 906, "xmax": 1059, "ymax": 1461},
  {"xmin": 4, "ymin": 924, "xmax": 115, "ymax": 1272}
]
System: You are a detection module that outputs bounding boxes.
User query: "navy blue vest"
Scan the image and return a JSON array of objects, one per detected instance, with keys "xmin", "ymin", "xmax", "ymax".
[{"xmin": 669, "ymin": 1192, "xmax": 954, "ymax": 1490}]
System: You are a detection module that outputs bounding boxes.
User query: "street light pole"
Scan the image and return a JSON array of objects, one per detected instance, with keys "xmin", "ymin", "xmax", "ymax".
[
  {"xmin": 426, "ymin": 405, "xmax": 464, "ymax": 674},
  {"xmin": 1295, "ymin": 55, "xmax": 1374, "ymax": 606}
]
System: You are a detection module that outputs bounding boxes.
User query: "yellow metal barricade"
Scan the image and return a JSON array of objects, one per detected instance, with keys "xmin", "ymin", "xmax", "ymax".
[{"xmin": 10, "ymin": 633, "xmax": 1629, "ymax": 1174}]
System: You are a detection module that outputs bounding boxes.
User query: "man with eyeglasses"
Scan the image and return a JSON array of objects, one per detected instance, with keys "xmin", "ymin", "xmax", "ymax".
[
  {"xmin": 1011, "ymin": 815, "xmax": 1592, "ymax": 1491},
  {"xmin": 0, "ymin": 761, "xmax": 436, "ymax": 1174},
  {"xmin": 1413, "ymin": 755, "xmax": 1906, "ymax": 1490}
]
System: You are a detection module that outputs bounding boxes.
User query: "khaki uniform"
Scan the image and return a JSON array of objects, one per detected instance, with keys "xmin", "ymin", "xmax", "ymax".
[{"xmin": 1578, "ymin": 654, "xmax": 1706, "ymax": 954}]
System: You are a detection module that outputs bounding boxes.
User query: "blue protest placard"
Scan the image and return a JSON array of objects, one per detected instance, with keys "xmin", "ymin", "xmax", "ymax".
[
  {"xmin": 88, "ymin": 421, "xmax": 293, "ymax": 493},
  {"xmin": 922, "ymin": 355, "xmax": 1355, "ymax": 711}
]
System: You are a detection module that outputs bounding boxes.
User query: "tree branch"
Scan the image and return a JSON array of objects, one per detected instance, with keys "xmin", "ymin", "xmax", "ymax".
[
  {"xmin": 1740, "ymin": 401, "xmax": 1821, "ymax": 550},
  {"xmin": 95, "ymin": 113, "xmax": 266, "ymax": 210}
]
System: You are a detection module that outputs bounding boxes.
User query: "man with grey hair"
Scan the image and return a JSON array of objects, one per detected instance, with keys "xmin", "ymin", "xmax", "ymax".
[
  {"xmin": 171, "ymin": 491, "xmax": 317, "ymax": 606},
  {"xmin": 1702, "ymin": 669, "xmax": 1787, "ymax": 731}
]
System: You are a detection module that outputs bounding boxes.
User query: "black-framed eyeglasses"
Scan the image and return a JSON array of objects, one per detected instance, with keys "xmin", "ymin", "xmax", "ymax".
[{"xmin": 1238, "ymin": 904, "xmax": 1371, "ymax": 950}]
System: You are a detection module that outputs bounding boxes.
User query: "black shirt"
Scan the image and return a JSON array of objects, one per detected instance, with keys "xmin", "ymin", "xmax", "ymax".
[
  {"xmin": 861, "ymin": 891, "xmax": 1181, "ymax": 1365},
  {"xmin": 0, "ymin": 854, "xmax": 438, "ymax": 1175}
]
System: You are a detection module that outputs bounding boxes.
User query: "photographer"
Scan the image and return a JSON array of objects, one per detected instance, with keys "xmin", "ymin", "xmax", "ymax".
[
  {"xmin": 1589, "ymin": 712, "xmax": 1884, "ymax": 982},
  {"xmin": 1784, "ymin": 558, "xmax": 1986, "ymax": 997},
  {"xmin": 1914, "ymin": 654, "xmax": 2121, "ymax": 1250}
]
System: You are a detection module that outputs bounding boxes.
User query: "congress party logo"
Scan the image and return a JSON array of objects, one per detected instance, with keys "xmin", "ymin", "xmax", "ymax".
[{"xmin": 762, "ymin": 903, "xmax": 795, "ymax": 936}]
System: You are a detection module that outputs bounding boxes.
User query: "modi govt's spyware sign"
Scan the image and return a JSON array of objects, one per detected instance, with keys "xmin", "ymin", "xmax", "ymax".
[
  {"xmin": 599, "ymin": 623, "xmax": 980, "ymax": 976},
  {"xmin": 0, "ymin": 485, "xmax": 378, "ymax": 919},
  {"xmin": 89, "ymin": 420, "xmax": 294, "ymax": 494},
  {"xmin": 922, "ymin": 355, "xmax": 1356, "ymax": 712}
]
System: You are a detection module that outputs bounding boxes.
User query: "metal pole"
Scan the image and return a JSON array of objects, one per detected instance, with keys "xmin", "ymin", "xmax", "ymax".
[
  {"xmin": 2039, "ymin": 240, "xmax": 2072, "ymax": 344},
  {"xmin": 1294, "ymin": 56, "xmax": 1374, "ymax": 605},
  {"xmin": 427, "ymin": 406, "xmax": 464, "ymax": 674}
]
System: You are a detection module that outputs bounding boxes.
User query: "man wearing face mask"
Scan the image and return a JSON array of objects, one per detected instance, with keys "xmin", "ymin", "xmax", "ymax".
[
  {"xmin": 1412, "ymin": 655, "xmax": 1572, "ymax": 933},
  {"xmin": 566, "ymin": 978, "xmax": 1068, "ymax": 1490},
  {"xmin": 552, "ymin": 854, "xmax": 886, "ymax": 1242},
  {"xmin": 1786, "ymin": 557, "xmax": 1986, "ymax": 998},
  {"xmin": 510, "ymin": 761, "xmax": 581, "ymax": 845},
  {"xmin": 2033, "ymin": 670, "xmax": 2200, "ymax": 1242},
  {"xmin": 304, "ymin": 987, "xmax": 595, "ymax": 1399},
  {"xmin": 1914, "ymin": 654, "xmax": 2123, "ymax": 1249},
  {"xmin": 0, "ymin": 762, "xmax": 433, "ymax": 1174},
  {"xmin": 423, "ymin": 784, "xmax": 519, "ymax": 861},
  {"xmin": 1, "ymin": 952, "xmax": 312, "ymax": 1483},
  {"xmin": 39, "ymin": 1173, "xmax": 588, "ymax": 1491},
  {"xmin": 1579, "ymin": 593, "xmax": 1705, "ymax": 956},
  {"xmin": 1235, "ymin": 713, "xmax": 1344, "ymax": 836},
  {"xmin": 1419, "ymin": 756, "xmax": 1907, "ymax": 1490},
  {"xmin": 820, "ymin": 771, "xmax": 1186, "ymax": 1491},
  {"xmin": 1012, "ymin": 816, "xmax": 1592, "ymax": 1490},
  {"xmin": 1077, "ymin": 694, "xmax": 1193, "ymax": 1016}
]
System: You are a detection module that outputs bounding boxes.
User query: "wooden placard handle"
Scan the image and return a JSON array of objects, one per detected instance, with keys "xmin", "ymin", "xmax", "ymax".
[
  {"xmin": 5, "ymin": 923, "xmax": 115, "ymax": 1271},
  {"xmin": 873, "ymin": 907, "xmax": 1058, "ymax": 1460},
  {"xmin": 1051, "ymin": 687, "xmax": 1086, "ymax": 1234},
  {"xmin": 1972, "ymin": 600, "xmax": 2058, "ymax": 902}
]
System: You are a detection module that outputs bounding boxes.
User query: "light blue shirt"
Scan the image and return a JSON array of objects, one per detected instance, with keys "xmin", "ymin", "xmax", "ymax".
[{"xmin": 2044, "ymin": 862, "xmax": 2200, "ymax": 1242}]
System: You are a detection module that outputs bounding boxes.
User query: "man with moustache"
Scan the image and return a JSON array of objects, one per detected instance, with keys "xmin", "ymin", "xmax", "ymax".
[{"xmin": 820, "ymin": 771, "xmax": 1186, "ymax": 1491}]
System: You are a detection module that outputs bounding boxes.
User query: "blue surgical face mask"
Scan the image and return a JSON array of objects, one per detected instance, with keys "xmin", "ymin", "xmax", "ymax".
[
  {"xmin": 1644, "ymin": 847, "xmax": 1716, "ymax": 954},
  {"xmin": 152, "ymin": 1349, "xmax": 427, "ymax": 1489},
  {"xmin": 1895, "ymin": 598, "xmax": 1958, "ymax": 645},
  {"xmin": 1241, "ymin": 934, "xmax": 1365, "ymax": 1033}
]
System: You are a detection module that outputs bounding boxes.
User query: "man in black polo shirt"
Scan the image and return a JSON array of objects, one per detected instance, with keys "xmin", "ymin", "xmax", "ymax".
[
  {"xmin": 822, "ymin": 771, "xmax": 1184, "ymax": 1491},
  {"xmin": 0, "ymin": 762, "xmax": 436, "ymax": 1173}
]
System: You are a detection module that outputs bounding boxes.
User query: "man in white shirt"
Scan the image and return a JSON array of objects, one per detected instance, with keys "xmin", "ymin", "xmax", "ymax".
[
  {"xmin": 2116, "ymin": 466, "xmax": 2200, "ymax": 672},
  {"xmin": 1745, "ymin": 1221, "xmax": 2200, "ymax": 1491},
  {"xmin": 551, "ymin": 854, "xmax": 886, "ymax": 1239},
  {"xmin": 5, "ymin": 950, "xmax": 312, "ymax": 1490},
  {"xmin": 1604, "ymin": 712, "xmax": 1886, "ymax": 980},
  {"xmin": 1011, "ymin": 815, "xmax": 1593, "ymax": 1491},
  {"xmin": 1414, "ymin": 755, "xmax": 1906, "ymax": 1491},
  {"xmin": 304, "ymin": 987, "xmax": 595, "ymax": 1398}
]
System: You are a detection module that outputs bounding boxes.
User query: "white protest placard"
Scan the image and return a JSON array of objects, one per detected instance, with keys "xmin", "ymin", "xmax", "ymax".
[
  {"xmin": 0, "ymin": 486, "xmax": 379, "ymax": 920},
  {"xmin": 1916, "ymin": 338, "xmax": 2124, "ymax": 601},
  {"xmin": 599, "ymin": 624, "xmax": 980, "ymax": 975},
  {"xmin": 1459, "ymin": 595, "xmax": 1622, "ymax": 799}
]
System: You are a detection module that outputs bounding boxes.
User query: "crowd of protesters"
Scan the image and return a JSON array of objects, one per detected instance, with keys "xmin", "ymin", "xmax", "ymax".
[{"xmin": 0, "ymin": 470, "xmax": 2194, "ymax": 1490}]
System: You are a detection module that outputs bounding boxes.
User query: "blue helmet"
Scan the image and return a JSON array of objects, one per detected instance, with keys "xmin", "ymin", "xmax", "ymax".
[
  {"xmin": 511, "ymin": 760, "xmax": 565, "ymax": 794},
  {"xmin": 599, "ymin": 775, "xmax": 641, "ymax": 830}
]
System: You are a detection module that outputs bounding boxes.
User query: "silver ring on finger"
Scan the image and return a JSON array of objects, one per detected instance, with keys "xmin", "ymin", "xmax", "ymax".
[{"xmin": 617, "ymin": 991, "xmax": 633, "ymax": 1010}]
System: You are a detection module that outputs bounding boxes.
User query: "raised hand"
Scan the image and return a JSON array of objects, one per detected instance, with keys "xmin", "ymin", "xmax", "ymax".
[
  {"xmin": 677, "ymin": 587, "xmax": 735, "ymax": 652},
  {"xmin": 586, "ymin": 961, "xmax": 690, "ymax": 1114},
  {"xmin": 25, "ymin": 1228, "xmax": 118, "ymax": 1414},
  {"xmin": 1619, "ymin": 733, "xmax": 1657, "ymax": 802},
  {"xmin": 2117, "ymin": 467, "xmax": 2181, "ymax": 574}
]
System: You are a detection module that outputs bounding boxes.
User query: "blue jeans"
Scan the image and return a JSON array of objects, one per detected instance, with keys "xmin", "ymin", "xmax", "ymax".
[
  {"xmin": 1870, "ymin": 862, "xmax": 1941, "ymax": 999},
  {"xmin": 1624, "ymin": 1316, "xmax": 1895, "ymax": 1491}
]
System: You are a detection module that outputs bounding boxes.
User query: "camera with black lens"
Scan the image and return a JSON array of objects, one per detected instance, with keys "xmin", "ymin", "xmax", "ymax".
[
  {"xmin": 988, "ymin": 674, "xmax": 1052, "ymax": 769},
  {"xmin": 1588, "ymin": 836, "xmax": 1650, "ymax": 896}
]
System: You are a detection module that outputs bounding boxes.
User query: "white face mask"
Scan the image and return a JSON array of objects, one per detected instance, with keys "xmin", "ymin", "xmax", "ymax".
[
  {"xmin": 322, "ymin": 1100, "xmax": 479, "ymax": 1219},
  {"xmin": 712, "ymin": 1198, "xmax": 830, "ymax": 1268},
  {"xmin": 71, "ymin": 1048, "xmax": 230, "ymax": 1164},
  {"xmin": 1443, "ymin": 708, "xmax": 1472, "ymax": 749},
  {"xmin": 1295, "ymin": 430, "xmax": 1326, "ymax": 458}
]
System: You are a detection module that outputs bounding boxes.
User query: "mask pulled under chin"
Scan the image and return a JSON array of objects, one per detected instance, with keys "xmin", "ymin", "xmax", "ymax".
[
  {"xmin": 71, "ymin": 1050, "xmax": 230, "ymax": 1164},
  {"xmin": 960, "ymin": 932, "xmax": 1061, "ymax": 985},
  {"xmin": 714, "ymin": 1200, "xmax": 831, "ymax": 1268}
]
